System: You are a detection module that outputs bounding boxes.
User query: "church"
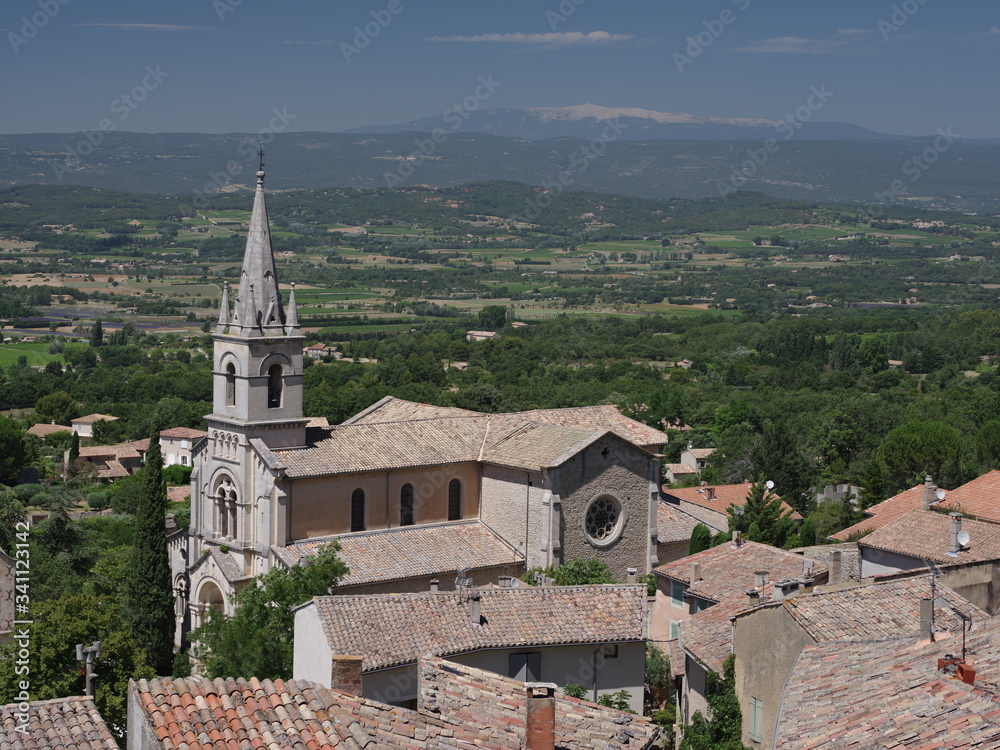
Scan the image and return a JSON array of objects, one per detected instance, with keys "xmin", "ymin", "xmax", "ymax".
[{"xmin": 172, "ymin": 161, "xmax": 669, "ymax": 640}]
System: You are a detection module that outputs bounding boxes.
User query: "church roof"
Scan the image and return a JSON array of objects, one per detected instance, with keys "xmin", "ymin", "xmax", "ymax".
[
  {"xmin": 274, "ymin": 521, "xmax": 521, "ymax": 587},
  {"xmin": 300, "ymin": 585, "xmax": 647, "ymax": 671},
  {"xmin": 275, "ymin": 398, "xmax": 666, "ymax": 478}
]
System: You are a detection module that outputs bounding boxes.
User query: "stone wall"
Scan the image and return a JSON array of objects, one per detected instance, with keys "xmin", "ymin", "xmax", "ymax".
[{"xmin": 794, "ymin": 542, "xmax": 860, "ymax": 583}]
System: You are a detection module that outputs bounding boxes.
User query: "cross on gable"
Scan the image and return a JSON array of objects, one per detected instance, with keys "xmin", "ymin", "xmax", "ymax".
[{"xmin": 601, "ymin": 447, "xmax": 610, "ymax": 458}]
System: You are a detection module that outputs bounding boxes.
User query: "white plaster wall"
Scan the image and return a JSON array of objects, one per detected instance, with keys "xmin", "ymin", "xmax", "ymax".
[{"xmin": 292, "ymin": 605, "xmax": 333, "ymax": 686}]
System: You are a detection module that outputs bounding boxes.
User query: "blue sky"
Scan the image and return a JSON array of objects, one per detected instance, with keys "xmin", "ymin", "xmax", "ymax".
[{"xmin": 3, "ymin": 0, "xmax": 998, "ymax": 137}]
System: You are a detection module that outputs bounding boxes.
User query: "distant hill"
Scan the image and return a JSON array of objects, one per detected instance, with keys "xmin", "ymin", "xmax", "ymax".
[
  {"xmin": 1, "ymin": 130, "xmax": 998, "ymax": 213},
  {"xmin": 346, "ymin": 103, "xmax": 906, "ymax": 142}
]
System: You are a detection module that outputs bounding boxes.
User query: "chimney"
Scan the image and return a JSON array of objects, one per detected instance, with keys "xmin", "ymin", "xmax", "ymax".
[
  {"xmin": 754, "ymin": 570, "xmax": 769, "ymax": 589},
  {"xmin": 948, "ymin": 513, "xmax": 962, "ymax": 557},
  {"xmin": 499, "ymin": 575, "xmax": 513, "ymax": 588},
  {"xmin": 690, "ymin": 562, "xmax": 701, "ymax": 583},
  {"xmin": 429, "ymin": 578, "xmax": 439, "ymax": 592},
  {"xmin": 525, "ymin": 683, "xmax": 557, "ymax": 750},
  {"xmin": 733, "ymin": 530, "xmax": 743, "ymax": 547},
  {"xmin": 330, "ymin": 655, "xmax": 363, "ymax": 696},
  {"xmin": 919, "ymin": 598, "xmax": 934, "ymax": 641},
  {"xmin": 626, "ymin": 567, "xmax": 637, "ymax": 584},
  {"xmin": 706, "ymin": 487, "xmax": 716, "ymax": 500},
  {"xmin": 830, "ymin": 550, "xmax": 842, "ymax": 585},
  {"xmin": 745, "ymin": 589, "xmax": 760, "ymax": 607},
  {"xmin": 922, "ymin": 475, "xmax": 934, "ymax": 511},
  {"xmin": 469, "ymin": 593, "xmax": 482, "ymax": 624}
]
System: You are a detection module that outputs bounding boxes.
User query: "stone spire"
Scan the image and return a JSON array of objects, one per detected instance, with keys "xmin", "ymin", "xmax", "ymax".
[
  {"xmin": 286, "ymin": 281, "xmax": 300, "ymax": 334},
  {"xmin": 232, "ymin": 149, "xmax": 285, "ymax": 336},
  {"xmin": 215, "ymin": 281, "xmax": 230, "ymax": 333}
]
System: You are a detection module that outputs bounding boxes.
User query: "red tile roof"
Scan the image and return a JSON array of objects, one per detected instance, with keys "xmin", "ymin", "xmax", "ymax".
[
  {"xmin": 773, "ymin": 617, "xmax": 1000, "ymax": 749},
  {"xmin": 933, "ymin": 469, "xmax": 1000, "ymax": 525},
  {"xmin": 830, "ymin": 483, "xmax": 928, "ymax": 541},
  {"xmin": 273, "ymin": 521, "xmax": 522, "ymax": 587},
  {"xmin": 653, "ymin": 540, "xmax": 826, "ymax": 604},
  {"xmin": 663, "ymin": 483, "xmax": 802, "ymax": 521},
  {"xmin": 858, "ymin": 509, "xmax": 1000, "ymax": 565},
  {"xmin": 158, "ymin": 427, "xmax": 208, "ymax": 439},
  {"xmin": 72, "ymin": 413, "xmax": 118, "ymax": 424},
  {"xmin": 0, "ymin": 696, "xmax": 119, "ymax": 750},
  {"xmin": 656, "ymin": 501, "xmax": 702, "ymax": 544},
  {"xmin": 26, "ymin": 422, "xmax": 73, "ymax": 438},
  {"xmin": 131, "ymin": 656, "xmax": 659, "ymax": 750},
  {"xmin": 304, "ymin": 585, "xmax": 647, "ymax": 670}
]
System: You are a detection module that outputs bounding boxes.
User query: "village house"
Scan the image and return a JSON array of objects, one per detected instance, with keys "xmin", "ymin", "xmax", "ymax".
[
  {"xmin": 71, "ymin": 413, "xmax": 118, "ymax": 438},
  {"xmin": 732, "ymin": 573, "xmax": 987, "ymax": 748},
  {"xmin": 175, "ymin": 165, "xmax": 668, "ymax": 644},
  {"xmin": 650, "ymin": 540, "xmax": 828, "ymax": 726},
  {"xmin": 128, "ymin": 655, "xmax": 660, "ymax": 750},
  {"xmin": 26, "ymin": 421, "xmax": 73, "ymax": 440},
  {"xmin": 466, "ymin": 330, "xmax": 500, "ymax": 341},
  {"xmin": 770, "ymin": 613, "xmax": 1000, "ymax": 749},
  {"xmin": 77, "ymin": 439, "xmax": 150, "ymax": 479},
  {"xmin": 158, "ymin": 426, "xmax": 208, "ymax": 468},
  {"xmin": 292, "ymin": 583, "xmax": 648, "ymax": 713},
  {"xmin": 661, "ymin": 482, "xmax": 802, "ymax": 535}
]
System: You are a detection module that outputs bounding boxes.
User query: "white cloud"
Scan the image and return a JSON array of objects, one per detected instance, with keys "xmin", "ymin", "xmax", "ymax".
[
  {"xmin": 74, "ymin": 23, "xmax": 207, "ymax": 32},
  {"xmin": 732, "ymin": 36, "xmax": 847, "ymax": 54},
  {"xmin": 424, "ymin": 31, "xmax": 634, "ymax": 46}
]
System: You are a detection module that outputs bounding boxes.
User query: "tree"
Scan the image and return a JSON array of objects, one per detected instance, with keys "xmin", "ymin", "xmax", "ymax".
[
  {"xmin": 679, "ymin": 655, "xmax": 747, "ymax": 750},
  {"xmin": 519, "ymin": 558, "xmax": 616, "ymax": 587},
  {"xmin": 123, "ymin": 436, "xmax": 174, "ymax": 674},
  {"xmin": 877, "ymin": 420, "xmax": 962, "ymax": 492},
  {"xmin": 0, "ymin": 594, "xmax": 154, "ymax": 745},
  {"xmin": 688, "ymin": 523, "xmax": 712, "ymax": 555},
  {"xmin": 35, "ymin": 390, "xmax": 80, "ymax": 426},
  {"xmin": 476, "ymin": 305, "xmax": 508, "ymax": 329},
  {"xmin": 797, "ymin": 518, "xmax": 816, "ymax": 547},
  {"xmin": 729, "ymin": 477, "xmax": 795, "ymax": 548},
  {"xmin": 192, "ymin": 542, "xmax": 348, "ymax": 680},
  {"xmin": 975, "ymin": 419, "xmax": 1000, "ymax": 469},
  {"xmin": 69, "ymin": 431, "xmax": 80, "ymax": 463},
  {"xmin": 0, "ymin": 486, "xmax": 25, "ymax": 553},
  {"xmin": 89, "ymin": 319, "xmax": 104, "ymax": 347},
  {"xmin": 0, "ymin": 416, "xmax": 26, "ymax": 485},
  {"xmin": 857, "ymin": 460, "xmax": 886, "ymax": 511}
]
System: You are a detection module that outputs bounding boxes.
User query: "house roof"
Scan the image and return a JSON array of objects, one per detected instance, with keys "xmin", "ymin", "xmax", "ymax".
[
  {"xmin": 656, "ymin": 501, "xmax": 702, "ymax": 544},
  {"xmin": 684, "ymin": 448, "xmax": 716, "ymax": 459},
  {"xmin": 72, "ymin": 413, "xmax": 118, "ymax": 424},
  {"xmin": 932, "ymin": 469, "xmax": 1000, "ymax": 525},
  {"xmin": 417, "ymin": 655, "xmax": 659, "ymax": 750},
  {"xmin": 858, "ymin": 509, "xmax": 1000, "ymax": 565},
  {"xmin": 344, "ymin": 395, "xmax": 477, "ymax": 424},
  {"xmin": 275, "ymin": 414, "xmax": 638, "ymax": 478},
  {"xmin": 665, "ymin": 463, "xmax": 698, "ymax": 476},
  {"xmin": 665, "ymin": 638, "xmax": 686, "ymax": 678},
  {"xmin": 830, "ymin": 483, "xmax": 929, "ymax": 541},
  {"xmin": 132, "ymin": 656, "xmax": 658, "ymax": 750},
  {"xmin": 678, "ymin": 596, "xmax": 748, "ymax": 674},
  {"xmin": 166, "ymin": 486, "xmax": 190, "ymax": 503},
  {"xmin": 273, "ymin": 521, "xmax": 522, "ymax": 587},
  {"xmin": 773, "ymin": 617, "xmax": 1000, "ymax": 749},
  {"xmin": 26, "ymin": 422, "xmax": 73, "ymax": 438},
  {"xmin": 653, "ymin": 540, "xmax": 826, "ymax": 604},
  {"xmin": 763, "ymin": 574, "xmax": 988, "ymax": 642},
  {"xmin": 303, "ymin": 585, "xmax": 647, "ymax": 671},
  {"xmin": 0, "ymin": 696, "xmax": 119, "ymax": 750},
  {"xmin": 663, "ymin": 483, "xmax": 802, "ymax": 521},
  {"xmin": 158, "ymin": 427, "xmax": 208, "ymax": 439},
  {"xmin": 78, "ymin": 438, "xmax": 150, "ymax": 459}
]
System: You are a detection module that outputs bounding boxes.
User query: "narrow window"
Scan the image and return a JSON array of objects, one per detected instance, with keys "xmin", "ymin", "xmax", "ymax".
[
  {"xmin": 225, "ymin": 363, "xmax": 236, "ymax": 406},
  {"xmin": 671, "ymin": 580, "xmax": 686, "ymax": 608},
  {"xmin": 749, "ymin": 697, "xmax": 763, "ymax": 743},
  {"xmin": 267, "ymin": 364, "xmax": 282, "ymax": 408},
  {"xmin": 218, "ymin": 487, "xmax": 228, "ymax": 538},
  {"xmin": 448, "ymin": 479, "xmax": 462, "ymax": 521},
  {"xmin": 351, "ymin": 488, "xmax": 366, "ymax": 532},
  {"xmin": 400, "ymin": 483, "xmax": 414, "ymax": 526}
]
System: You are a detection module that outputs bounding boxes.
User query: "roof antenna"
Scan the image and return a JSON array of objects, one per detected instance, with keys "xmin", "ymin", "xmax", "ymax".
[{"xmin": 258, "ymin": 143, "xmax": 265, "ymax": 172}]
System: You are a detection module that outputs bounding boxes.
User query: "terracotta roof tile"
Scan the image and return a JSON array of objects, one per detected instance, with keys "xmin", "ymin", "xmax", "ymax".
[
  {"xmin": 305, "ymin": 585, "xmax": 647, "ymax": 670},
  {"xmin": 685, "ymin": 448, "xmax": 716, "ymax": 459},
  {"xmin": 158, "ymin": 427, "xmax": 208, "ymax": 439},
  {"xmin": 656, "ymin": 501, "xmax": 702, "ymax": 544},
  {"xmin": 774, "ymin": 616, "xmax": 1000, "ymax": 749},
  {"xmin": 274, "ymin": 521, "xmax": 522, "ymax": 586},
  {"xmin": 72, "ymin": 414, "xmax": 118, "ymax": 424},
  {"xmin": 78, "ymin": 438, "xmax": 150, "ymax": 460},
  {"xmin": 932, "ymin": 469, "xmax": 1000, "ymax": 525},
  {"xmin": 0, "ymin": 696, "xmax": 119, "ymax": 750},
  {"xmin": 831, "ymin": 483, "xmax": 929, "ymax": 541},
  {"xmin": 26, "ymin": 422, "xmax": 73, "ymax": 438},
  {"xmin": 653, "ymin": 540, "xmax": 826, "ymax": 603},
  {"xmin": 663, "ymin": 483, "xmax": 802, "ymax": 521},
  {"xmin": 859, "ymin": 509, "xmax": 1000, "ymax": 564}
]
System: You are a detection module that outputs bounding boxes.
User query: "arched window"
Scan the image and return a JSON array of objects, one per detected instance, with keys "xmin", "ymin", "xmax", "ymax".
[
  {"xmin": 267, "ymin": 364, "xmax": 283, "ymax": 408},
  {"xmin": 400, "ymin": 483, "xmax": 415, "ymax": 526},
  {"xmin": 225, "ymin": 363, "xmax": 236, "ymax": 406},
  {"xmin": 351, "ymin": 488, "xmax": 366, "ymax": 532},
  {"xmin": 448, "ymin": 479, "xmax": 462, "ymax": 521},
  {"xmin": 216, "ymin": 477, "xmax": 237, "ymax": 540}
]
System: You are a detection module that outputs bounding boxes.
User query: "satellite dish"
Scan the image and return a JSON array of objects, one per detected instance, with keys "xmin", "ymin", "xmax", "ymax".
[
  {"xmin": 765, "ymin": 480, "xmax": 775, "ymax": 490},
  {"xmin": 935, "ymin": 488, "xmax": 946, "ymax": 501},
  {"xmin": 957, "ymin": 530, "xmax": 971, "ymax": 547}
]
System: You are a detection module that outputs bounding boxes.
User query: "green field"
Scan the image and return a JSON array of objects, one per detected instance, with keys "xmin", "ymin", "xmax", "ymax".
[{"xmin": 0, "ymin": 343, "xmax": 64, "ymax": 367}]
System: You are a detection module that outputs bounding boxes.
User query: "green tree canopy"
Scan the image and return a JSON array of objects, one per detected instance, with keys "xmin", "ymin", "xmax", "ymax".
[
  {"xmin": 192, "ymin": 542, "xmax": 348, "ymax": 680},
  {"xmin": 877, "ymin": 419, "xmax": 962, "ymax": 493},
  {"xmin": 688, "ymin": 523, "xmax": 712, "ymax": 555},
  {"xmin": 34, "ymin": 390, "xmax": 81, "ymax": 426},
  {"xmin": 0, "ymin": 416, "xmax": 26, "ymax": 485},
  {"xmin": 679, "ymin": 655, "xmax": 748, "ymax": 750},
  {"xmin": 728, "ymin": 477, "xmax": 795, "ymax": 548}
]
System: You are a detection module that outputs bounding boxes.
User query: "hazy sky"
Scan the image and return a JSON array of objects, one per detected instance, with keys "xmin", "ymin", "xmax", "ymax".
[{"xmin": 3, "ymin": 0, "xmax": 998, "ymax": 137}]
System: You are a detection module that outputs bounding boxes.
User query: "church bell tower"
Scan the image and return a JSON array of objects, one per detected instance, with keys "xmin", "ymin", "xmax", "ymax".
[{"xmin": 208, "ymin": 152, "xmax": 308, "ymax": 450}]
